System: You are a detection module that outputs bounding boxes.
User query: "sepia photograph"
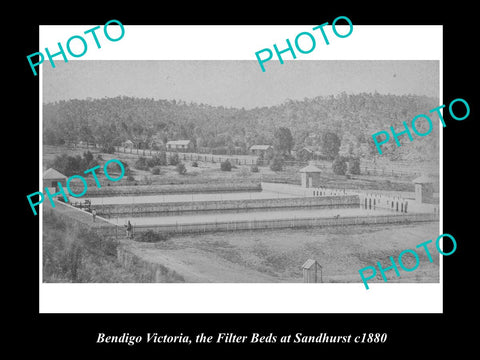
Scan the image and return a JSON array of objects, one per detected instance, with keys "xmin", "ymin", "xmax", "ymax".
[
  {"xmin": 41, "ymin": 59, "xmax": 440, "ymax": 285},
  {"xmin": 16, "ymin": 9, "xmax": 476, "ymax": 355}
]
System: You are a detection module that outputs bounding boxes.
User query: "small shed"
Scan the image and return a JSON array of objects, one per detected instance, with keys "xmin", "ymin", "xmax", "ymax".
[
  {"xmin": 249, "ymin": 145, "xmax": 273, "ymax": 158},
  {"xmin": 299, "ymin": 163, "xmax": 322, "ymax": 188},
  {"xmin": 43, "ymin": 168, "xmax": 67, "ymax": 191},
  {"xmin": 166, "ymin": 140, "xmax": 193, "ymax": 151},
  {"xmin": 296, "ymin": 147, "xmax": 314, "ymax": 161},
  {"xmin": 413, "ymin": 174, "xmax": 435, "ymax": 204},
  {"xmin": 302, "ymin": 259, "xmax": 322, "ymax": 283}
]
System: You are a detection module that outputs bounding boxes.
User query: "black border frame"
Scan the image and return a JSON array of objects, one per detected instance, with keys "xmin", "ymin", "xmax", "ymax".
[{"xmin": 16, "ymin": 5, "xmax": 475, "ymax": 354}]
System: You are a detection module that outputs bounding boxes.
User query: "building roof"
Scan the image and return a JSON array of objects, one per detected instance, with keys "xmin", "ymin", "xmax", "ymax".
[
  {"xmin": 250, "ymin": 145, "xmax": 272, "ymax": 150},
  {"xmin": 302, "ymin": 259, "xmax": 317, "ymax": 269},
  {"xmin": 124, "ymin": 139, "xmax": 134, "ymax": 144},
  {"xmin": 167, "ymin": 140, "xmax": 191, "ymax": 146},
  {"xmin": 412, "ymin": 175, "xmax": 435, "ymax": 184},
  {"xmin": 298, "ymin": 147, "xmax": 314, "ymax": 153},
  {"xmin": 43, "ymin": 168, "xmax": 67, "ymax": 180},
  {"xmin": 299, "ymin": 164, "xmax": 322, "ymax": 173}
]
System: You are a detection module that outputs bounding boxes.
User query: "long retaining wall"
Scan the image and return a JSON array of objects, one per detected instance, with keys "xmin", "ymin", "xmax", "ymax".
[
  {"xmin": 130, "ymin": 212, "xmax": 439, "ymax": 235},
  {"xmin": 95, "ymin": 195, "xmax": 360, "ymax": 217},
  {"xmin": 80, "ymin": 182, "xmax": 262, "ymax": 197}
]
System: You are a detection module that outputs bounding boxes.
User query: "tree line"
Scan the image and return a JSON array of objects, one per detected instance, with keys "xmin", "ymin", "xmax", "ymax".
[{"xmin": 43, "ymin": 92, "xmax": 439, "ymax": 162}]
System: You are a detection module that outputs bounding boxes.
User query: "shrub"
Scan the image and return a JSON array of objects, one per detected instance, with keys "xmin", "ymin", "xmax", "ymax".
[
  {"xmin": 348, "ymin": 158, "xmax": 361, "ymax": 175},
  {"xmin": 168, "ymin": 153, "xmax": 180, "ymax": 166},
  {"xmin": 147, "ymin": 153, "xmax": 167, "ymax": 167},
  {"xmin": 250, "ymin": 164, "xmax": 259, "ymax": 173},
  {"xmin": 191, "ymin": 161, "xmax": 198, "ymax": 167},
  {"xmin": 220, "ymin": 160, "xmax": 232, "ymax": 171},
  {"xmin": 269, "ymin": 155, "xmax": 284, "ymax": 172},
  {"xmin": 332, "ymin": 156, "xmax": 348, "ymax": 175},
  {"xmin": 134, "ymin": 156, "xmax": 149, "ymax": 171},
  {"xmin": 151, "ymin": 165, "xmax": 161, "ymax": 175},
  {"xmin": 101, "ymin": 145, "xmax": 115, "ymax": 154},
  {"xmin": 83, "ymin": 151, "xmax": 94, "ymax": 164},
  {"xmin": 176, "ymin": 162, "xmax": 187, "ymax": 175}
]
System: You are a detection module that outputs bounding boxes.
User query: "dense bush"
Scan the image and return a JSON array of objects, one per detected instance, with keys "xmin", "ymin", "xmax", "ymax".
[
  {"xmin": 176, "ymin": 162, "xmax": 187, "ymax": 175},
  {"xmin": 348, "ymin": 158, "xmax": 361, "ymax": 175},
  {"xmin": 151, "ymin": 165, "xmax": 161, "ymax": 175},
  {"xmin": 49, "ymin": 151, "xmax": 100, "ymax": 176},
  {"xmin": 134, "ymin": 156, "xmax": 149, "ymax": 171},
  {"xmin": 220, "ymin": 160, "xmax": 232, "ymax": 171},
  {"xmin": 332, "ymin": 156, "xmax": 348, "ymax": 175},
  {"xmin": 269, "ymin": 155, "xmax": 284, "ymax": 172},
  {"xmin": 168, "ymin": 153, "xmax": 180, "ymax": 166},
  {"xmin": 250, "ymin": 164, "xmax": 259, "ymax": 173},
  {"xmin": 101, "ymin": 145, "xmax": 116, "ymax": 154},
  {"xmin": 147, "ymin": 153, "xmax": 167, "ymax": 167},
  {"xmin": 191, "ymin": 161, "xmax": 198, "ymax": 167}
]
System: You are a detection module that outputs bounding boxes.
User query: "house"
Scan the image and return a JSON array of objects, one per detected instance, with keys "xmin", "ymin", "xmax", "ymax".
[
  {"xmin": 249, "ymin": 145, "xmax": 273, "ymax": 158},
  {"xmin": 166, "ymin": 140, "xmax": 193, "ymax": 152},
  {"xmin": 43, "ymin": 168, "xmax": 67, "ymax": 192},
  {"xmin": 295, "ymin": 147, "xmax": 314, "ymax": 161},
  {"xmin": 296, "ymin": 147, "xmax": 328, "ymax": 161}
]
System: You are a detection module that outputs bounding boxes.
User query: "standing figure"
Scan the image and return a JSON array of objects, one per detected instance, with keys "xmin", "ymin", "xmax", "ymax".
[
  {"xmin": 126, "ymin": 220, "xmax": 133, "ymax": 239},
  {"xmin": 92, "ymin": 209, "xmax": 97, "ymax": 223}
]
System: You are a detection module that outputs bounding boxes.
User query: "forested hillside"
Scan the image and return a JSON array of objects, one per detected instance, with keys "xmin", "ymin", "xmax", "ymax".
[{"xmin": 43, "ymin": 92, "xmax": 440, "ymax": 162}]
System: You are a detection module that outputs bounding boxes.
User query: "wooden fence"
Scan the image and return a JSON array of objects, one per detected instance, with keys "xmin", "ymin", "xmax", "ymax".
[
  {"xmin": 66, "ymin": 142, "xmax": 436, "ymax": 177},
  {"xmin": 130, "ymin": 212, "xmax": 439, "ymax": 235}
]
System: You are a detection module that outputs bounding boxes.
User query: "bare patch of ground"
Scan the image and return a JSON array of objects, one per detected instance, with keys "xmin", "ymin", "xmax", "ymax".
[{"xmin": 122, "ymin": 222, "xmax": 440, "ymax": 283}]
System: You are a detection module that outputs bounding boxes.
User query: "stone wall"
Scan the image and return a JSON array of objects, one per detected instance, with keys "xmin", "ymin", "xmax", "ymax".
[{"xmin": 80, "ymin": 182, "xmax": 262, "ymax": 197}]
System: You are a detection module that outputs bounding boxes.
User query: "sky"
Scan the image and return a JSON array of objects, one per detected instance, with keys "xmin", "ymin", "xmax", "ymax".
[{"xmin": 42, "ymin": 60, "xmax": 439, "ymax": 109}]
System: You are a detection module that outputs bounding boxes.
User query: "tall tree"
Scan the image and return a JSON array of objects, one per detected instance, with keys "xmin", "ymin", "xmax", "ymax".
[
  {"xmin": 321, "ymin": 132, "xmax": 341, "ymax": 160},
  {"xmin": 273, "ymin": 127, "xmax": 294, "ymax": 155}
]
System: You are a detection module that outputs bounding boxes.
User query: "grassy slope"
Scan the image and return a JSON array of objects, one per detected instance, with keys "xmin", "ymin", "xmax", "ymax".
[{"xmin": 42, "ymin": 208, "xmax": 144, "ymax": 283}]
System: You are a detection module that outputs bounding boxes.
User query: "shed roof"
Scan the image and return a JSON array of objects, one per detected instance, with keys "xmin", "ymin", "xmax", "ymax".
[
  {"xmin": 167, "ymin": 140, "xmax": 191, "ymax": 146},
  {"xmin": 250, "ymin": 145, "xmax": 272, "ymax": 150},
  {"xmin": 412, "ymin": 175, "xmax": 435, "ymax": 184},
  {"xmin": 43, "ymin": 168, "xmax": 67, "ymax": 180},
  {"xmin": 302, "ymin": 259, "xmax": 317, "ymax": 269},
  {"xmin": 298, "ymin": 147, "xmax": 314, "ymax": 153},
  {"xmin": 299, "ymin": 164, "xmax": 322, "ymax": 173}
]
